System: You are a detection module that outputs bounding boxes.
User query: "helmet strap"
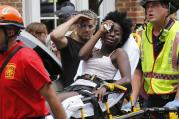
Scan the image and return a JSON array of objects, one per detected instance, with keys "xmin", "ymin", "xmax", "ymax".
[
  {"xmin": 0, "ymin": 27, "xmax": 19, "ymax": 53},
  {"xmin": 0, "ymin": 30, "xmax": 9, "ymax": 53}
]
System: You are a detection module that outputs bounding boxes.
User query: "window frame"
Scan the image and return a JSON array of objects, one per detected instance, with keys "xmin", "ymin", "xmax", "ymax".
[
  {"xmin": 23, "ymin": 0, "xmax": 40, "ymax": 26},
  {"xmin": 177, "ymin": 11, "xmax": 179, "ymax": 20},
  {"xmin": 22, "ymin": 0, "xmax": 115, "ymax": 27}
]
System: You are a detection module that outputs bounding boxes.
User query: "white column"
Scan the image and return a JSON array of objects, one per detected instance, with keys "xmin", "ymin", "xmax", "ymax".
[
  {"xmin": 70, "ymin": 0, "xmax": 89, "ymax": 11},
  {"xmin": 177, "ymin": 11, "xmax": 179, "ymax": 20},
  {"xmin": 99, "ymin": 0, "xmax": 115, "ymax": 21},
  {"xmin": 22, "ymin": 0, "xmax": 40, "ymax": 26}
]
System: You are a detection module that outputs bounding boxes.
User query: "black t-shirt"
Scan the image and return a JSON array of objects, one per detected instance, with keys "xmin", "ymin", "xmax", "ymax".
[{"xmin": 60, "ymin": 36, "xmax": 84, "ymax": 87}]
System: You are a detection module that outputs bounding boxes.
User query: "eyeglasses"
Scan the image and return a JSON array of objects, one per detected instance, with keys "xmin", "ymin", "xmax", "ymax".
[{"xmin": 78, "ymin": 24, "xmax": 95, "ymax": 29}]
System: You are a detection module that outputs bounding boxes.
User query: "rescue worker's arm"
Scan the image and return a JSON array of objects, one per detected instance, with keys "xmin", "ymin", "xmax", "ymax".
[
  {"xmin": 50, "ymin": 14, "xmax": 91, "ymax": 49},
  {"xmin": 173, "ymin": 35, "xmax": 179, "ymax": 100},
  {"xmin": 175, "ymin": 84, "xmax": 179, "ymax": 100},
  {"xmin": 131, "ymin": 69, "xmax": 143, "ymax": 104},
  {"xmin": 175, "ymin": 39, "xmax": 179, "ymax": 100},
  {"xmin": 163, "ymin": 52, "xmax": 179, "ymax": 106},
  {"xmin": 40, "ymin": 83, "xmax": 67, "ymax": 119},
  {"xmin": 164, "ymin": 83, "xmax": 179, "ymax": 108}
]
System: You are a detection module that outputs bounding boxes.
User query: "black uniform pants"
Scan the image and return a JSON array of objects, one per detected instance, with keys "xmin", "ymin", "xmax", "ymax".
[{"xmin": 146, "ymin": 93, "xmax": 176, "ymax": 119}]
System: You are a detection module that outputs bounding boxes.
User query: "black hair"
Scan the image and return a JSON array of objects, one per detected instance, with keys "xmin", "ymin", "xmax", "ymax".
[{"xmin": 103, "ymin": 11, "xmax": 132, "ymax": 48}]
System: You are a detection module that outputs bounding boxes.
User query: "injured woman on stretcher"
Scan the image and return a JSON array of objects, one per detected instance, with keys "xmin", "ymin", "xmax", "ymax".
[{"xmin": 57, "ymin": 11, "xmax": 139, "ymax": 119}]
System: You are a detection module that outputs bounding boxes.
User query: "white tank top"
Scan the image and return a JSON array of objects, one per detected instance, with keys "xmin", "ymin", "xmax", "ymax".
[{"xmin": 81, "ymin": 56, "xmax": 118, "ymax": 80}]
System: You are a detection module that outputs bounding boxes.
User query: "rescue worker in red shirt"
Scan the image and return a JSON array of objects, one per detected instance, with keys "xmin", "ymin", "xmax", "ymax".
[{"xmin": 0, "ymin": 5, "xmax": 67, "ymax": 119}]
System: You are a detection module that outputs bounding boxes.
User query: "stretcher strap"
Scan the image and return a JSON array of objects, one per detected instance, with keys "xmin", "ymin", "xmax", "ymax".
[
  {"xmin": 79, "ymin": 90, "xmax": 105, "ymax": 119},
  {"xmin": 90, "ymin": 96, "xmax": 105, "ymax": 119}
]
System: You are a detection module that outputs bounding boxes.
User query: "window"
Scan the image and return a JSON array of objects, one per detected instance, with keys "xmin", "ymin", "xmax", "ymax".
[
  {"xmin": 23, "ymin": 0, "xmax": 115, "ymax": 32},
  {"xmin": 40, "ymin": 0, "xmax": 69, "ymax": 33}
]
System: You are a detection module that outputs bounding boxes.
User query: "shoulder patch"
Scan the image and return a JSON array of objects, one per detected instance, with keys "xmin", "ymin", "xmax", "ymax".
[{"xmin": 5, "ymin": 63, "xmax": 16, "ymax": 79}]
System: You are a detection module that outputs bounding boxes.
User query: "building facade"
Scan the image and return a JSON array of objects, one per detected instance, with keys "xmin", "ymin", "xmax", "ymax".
[{"xmin": 1, "ymin": 0, "xmax": 179, "ymax": 32}]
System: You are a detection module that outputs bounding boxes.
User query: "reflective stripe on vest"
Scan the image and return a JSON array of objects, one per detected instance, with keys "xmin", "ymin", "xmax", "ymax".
[
  {"xmin": 141, "ymin": 21, "xmax": 179, "ymax": 94},
  {"xmin": 144, "ymin": 72, "xmax": 179, "ymax": 80}
]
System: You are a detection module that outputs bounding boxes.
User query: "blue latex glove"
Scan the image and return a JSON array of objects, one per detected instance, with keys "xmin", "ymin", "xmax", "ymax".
[
  {"xmin": 121, "ymin": 102, "xmax": 132, "ymax": 112},
  {"xmin": 164, "ymin": 100, "xmax": 179, "ymax": 108}
]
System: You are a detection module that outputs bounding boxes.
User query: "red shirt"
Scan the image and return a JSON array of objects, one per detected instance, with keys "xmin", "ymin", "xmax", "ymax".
[{"xmin": 0, "ymin": 41, "xmax": 51, "ymax": 119}]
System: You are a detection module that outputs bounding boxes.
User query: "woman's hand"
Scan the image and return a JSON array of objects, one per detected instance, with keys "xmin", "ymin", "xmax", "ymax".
[
  {"xmin": 93, "ymin": 87, "xmax": 107, "ymax": 101},
  {"xmin": 100, "ymin": 20, "xmax": 114, "ymax": 34}
]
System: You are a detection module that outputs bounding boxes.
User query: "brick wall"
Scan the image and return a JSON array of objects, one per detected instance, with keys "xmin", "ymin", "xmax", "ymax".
[
  {"xmin": 0, "ymin": 0, "xmax": 22, "ymax": 14},
  {"xmin": 116, "ymin": 0, "xmax": 145, "ymax": 25},
  {"xmin": 0, "ymin": 0, "xmax": 145, "ymax": 26}
]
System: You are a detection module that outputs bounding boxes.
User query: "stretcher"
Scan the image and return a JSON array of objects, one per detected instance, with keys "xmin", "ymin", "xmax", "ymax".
[
  {"xmin": 62, "ymin": 83, "xmax": 128, "ymax": 119},
  {"xmin": 77, "ymin": 98, "xmax": 179, "ymax": 119},
  {"xmin": 68, "ymin": 83, "xmax": 179, "ymax": 119}
]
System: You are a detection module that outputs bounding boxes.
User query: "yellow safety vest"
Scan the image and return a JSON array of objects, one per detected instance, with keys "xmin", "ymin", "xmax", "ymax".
[
  {"xmin": 133, "ymin": 26, "xmax": 143, "ymax": 48},
  {"xmin": 141, "ymin": 21, "xmax": 179, "ymax": 94},
  {"xmin": 132, "ymin": 32, "xmax": 141, "ymax": 48}
]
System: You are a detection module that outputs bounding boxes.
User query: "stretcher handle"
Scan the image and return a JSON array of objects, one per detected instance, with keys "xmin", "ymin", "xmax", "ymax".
[{"xmin": 113, "ymin": 84, "xmax": 127, "ymax": 92}]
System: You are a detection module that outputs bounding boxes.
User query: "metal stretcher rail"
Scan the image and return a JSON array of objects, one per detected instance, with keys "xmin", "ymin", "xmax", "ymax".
[{"xmin": 116, "ymin": 107, "xmax": 179, "ymax": 119}]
